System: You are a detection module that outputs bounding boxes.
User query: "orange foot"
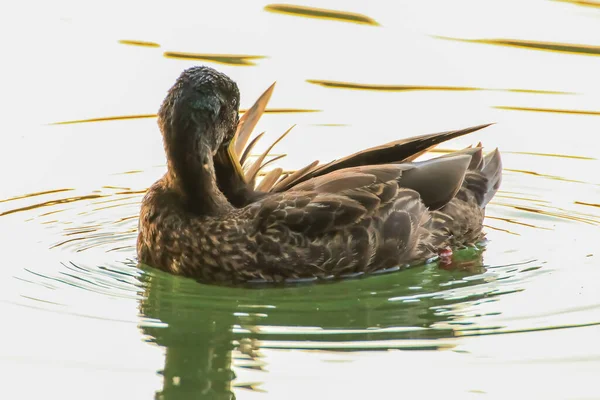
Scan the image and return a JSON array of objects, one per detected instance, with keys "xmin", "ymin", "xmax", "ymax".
[{"xmin": 438, "ymin": 247, "xmax": 453, "ymax": 269}]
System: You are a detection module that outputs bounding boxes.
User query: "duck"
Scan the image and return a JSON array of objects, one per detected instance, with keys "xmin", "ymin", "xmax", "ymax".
[{"xmin": 137, "ymin": 66, "xmax": 502, "ymax": 284}]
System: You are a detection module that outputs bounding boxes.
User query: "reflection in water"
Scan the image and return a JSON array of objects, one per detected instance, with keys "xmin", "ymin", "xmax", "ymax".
[
  {"xmin": 307, "ymin": 80, "xmax": 572, "ymax": 94},
  {"xmin": 437, "ymin": 36, "xmax": 600, "ymax": 56},
  {"xmin": 576, "ymin": 201, "xmax": 600, "ymax": 208},
  {"xmin": 264, "ymin": 4, "xmax": 379, "ymax": 26},
  {"xmin": 0, "ymin": 194, "xmax": 105, "ymax": 217},
  {"xmin": 49, "ymin": 114, "xmax": 158, "ymax": 125},
  {"xmin": 426, "ymin": 148, "xmax": 597, "ymax": 162},
  {"xmin": 141, "ymin": 274, "xmax": 237, "ymax": 399},
  {"xmin": 494, "ymin": 106, "xmax": 600, "ymax": 116},
  {"xmin": 554, "ymin": 0, "xmax": 600, "ymax": 7},
  {"xmin": 504, "ymin": 151, "xmax": 596, "ymax": 161},
  {"xmin": 0, "ymin": 188, "xmax": 74, "ymax": 204},
  {"xmin": 505, "ymin": 168, "xmax": 593, "ymax": 185},
  {"xmin": 137, "ymin": 249, "xmax": 501, "ymax": 398},
  {"xmin": 118, "ymin": 40, "xmax": 161, "ymax": 48},
  {"xmin": 49, "ymin": 109, "xmax": 319, "ymax": 126},
  {"xmin": 509, "ymin": 204, "xmax": 599, "ymax": 225},
  {"xmin": 486, "ymin": 215, "xmax": 549, "ymax": 231},
  {"xmin": 3, "ymin": 2, "xmax": 600, "ymax": 395},
  {"xmin": 163, "ymin": 52, "xmax": 266, "ymax": 66}
]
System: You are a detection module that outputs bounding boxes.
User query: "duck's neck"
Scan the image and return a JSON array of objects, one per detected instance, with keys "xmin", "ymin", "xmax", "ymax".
[{"xmin": 163, "ymin": 125, "xmax": 231, "ymax": 216}]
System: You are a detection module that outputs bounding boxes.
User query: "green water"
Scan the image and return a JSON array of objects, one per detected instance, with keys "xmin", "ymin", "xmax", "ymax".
[{"xmin": 2, "ymin": 0, "xmax": 600, "ymax": 399}]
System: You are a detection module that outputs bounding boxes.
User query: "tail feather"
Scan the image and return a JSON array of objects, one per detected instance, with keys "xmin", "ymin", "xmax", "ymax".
[
  {"xmin": 481, "ymin": 148, "xmax": 502, "ymax": 207},
  {"xmin": 438, "ymin": 146, "xmax": 483, "ymax": 170},
  {"xmin": 399, "ymin": 154, "xmax": 472, "ymax": 210},
  {"xmin": 274, "ymin": 123, "xmax": 493, "ymax": 192}
]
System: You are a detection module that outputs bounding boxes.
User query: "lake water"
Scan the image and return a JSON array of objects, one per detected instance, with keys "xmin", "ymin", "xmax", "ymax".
[{"xmin": 2, "ymin": 0, "xmax": 600, "ymax": 399}]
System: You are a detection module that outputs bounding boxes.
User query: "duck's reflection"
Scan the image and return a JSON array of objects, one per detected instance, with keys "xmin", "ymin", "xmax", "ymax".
[
  {"xmin": 140, "ymin": 275, "xmax": 241, "ymax": 400},
  {"xmin": 138, "ymin": 249, "xmax": 488, "ymax": 399}
]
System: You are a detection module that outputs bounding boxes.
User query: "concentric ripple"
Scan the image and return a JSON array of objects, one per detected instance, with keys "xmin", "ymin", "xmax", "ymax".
[
  {"xmin": 2, "ymin": 155, "xmax": 599, "ymax": 400},
  {"xmin": 1, "ymin": 160, "xmax": 596, "ymax": 339}
]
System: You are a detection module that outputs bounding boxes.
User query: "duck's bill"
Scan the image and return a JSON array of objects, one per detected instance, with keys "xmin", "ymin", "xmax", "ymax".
[
  {"xmin": 228, "ymin": 138, "xmax": 246, "ymax": 182},
  {"xmin": 214, "ymin": 140, "xmax": 246, "ymax": 184}
]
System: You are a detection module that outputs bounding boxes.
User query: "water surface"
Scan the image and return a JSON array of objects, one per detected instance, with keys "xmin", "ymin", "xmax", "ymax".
[{"xmin": 2, "ymin": 1, "xmax": 600, "ymax": 399}]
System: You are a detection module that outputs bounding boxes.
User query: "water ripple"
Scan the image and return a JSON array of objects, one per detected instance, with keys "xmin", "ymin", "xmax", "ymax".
[{"xmin": 1, "ymin": 161, "xmax": 598, "ymax": 355}]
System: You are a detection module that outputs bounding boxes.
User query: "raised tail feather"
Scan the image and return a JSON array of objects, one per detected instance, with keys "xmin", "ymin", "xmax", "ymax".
[{"xmin": 426, "ymin": 146, "xmax": 502, "ymax": 247}]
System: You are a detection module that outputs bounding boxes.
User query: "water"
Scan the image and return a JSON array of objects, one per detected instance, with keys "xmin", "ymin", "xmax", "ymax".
[{"xmin": 2, "ymin": 0, "xmax": 600, "ymax": 398}]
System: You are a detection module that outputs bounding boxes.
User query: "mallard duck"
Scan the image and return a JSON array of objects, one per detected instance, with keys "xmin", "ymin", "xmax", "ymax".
[{"xmin": 137, "ymin": 66, "xmax": 502, "ymax": 284}]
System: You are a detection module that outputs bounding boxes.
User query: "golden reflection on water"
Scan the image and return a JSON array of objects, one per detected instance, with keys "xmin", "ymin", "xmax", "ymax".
[
  {"xmin": 49, "ymin": 114, "xmax": 158, "ymax": 125},
  {"xmin": 0, "ymin": 188, "xmax": 74, "ymax": 204},
  {"xmin": 438, "ymin": 36, "xmax": 600, "ymax": 56},
  {"xmin": 505, "ymin": 168, "xmax": 597, "ymax": 185},
  {"xmin": 2, "ymin": 0, "xmax": 600, "ymax": 398},
  {"xmin": 118, "ymin": 39, "xmax": 161, "ymax": 48},
  {"xmin": 504, "ymin": 151, "xmax": 596, "ymax": 161},
  {"xmin": 264, "ymin": 4, "xmax": 380, "ymax": 25},
  {"xmin": 0, "ymin": 194, "xmax": 106, "ymax": 217},
  {"xmin": 494, "ymin": 106, "xmax": 600, "ymax": 115},
  {"xmin": 576, "ymin": 201, "xmax": 600, "ymax": 208},
  {"xmin": 49, "ymin": 108, "xmax": 320, "ymax": 125},
  {"xmin": 554, "ymin": 0, "xmax": 600, "ymax": 7},
  {"xmin": 307, "ymin": 79, "xmax": 574, "ymax": 94},
  {"xmin": 163, "ymin": 52, "xmax": 267, "ymax": 66}
]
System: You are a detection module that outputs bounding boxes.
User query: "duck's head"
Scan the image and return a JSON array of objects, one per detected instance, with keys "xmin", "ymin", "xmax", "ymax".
[{"xmin": 158, "ymin": 66, "xmax": 240, "ymax": 159}]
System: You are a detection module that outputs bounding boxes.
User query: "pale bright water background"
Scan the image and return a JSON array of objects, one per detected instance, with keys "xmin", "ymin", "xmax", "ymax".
[{"xmin": 2, "ymin": 1, "xmax": 600, "ymax": 399}]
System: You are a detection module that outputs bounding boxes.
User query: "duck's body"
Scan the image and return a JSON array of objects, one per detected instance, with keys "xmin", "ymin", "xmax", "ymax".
[{"xmin": 137, "ymin": 66, "xmax": 502, "ymax": 284}]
